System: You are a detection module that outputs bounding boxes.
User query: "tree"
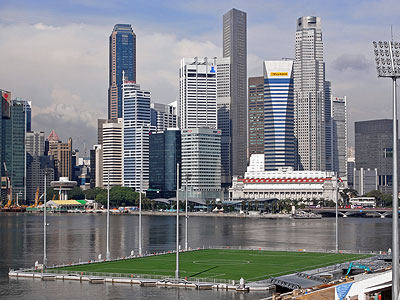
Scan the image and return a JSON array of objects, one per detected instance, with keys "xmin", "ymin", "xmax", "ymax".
[
  {"xmin": 68, "ymin": 186, "xmax": 85, "ymax": 200},
  {"xmin": 46, "ymin": 187, "xmax": 57, "ymax": 200},
  {"xmin": 95, "ymin": 186, "xmax": 145, "ymax": 208},
  {"xmin": 84, "ymin": 187, "xmax": 105, "ymax": 200}
]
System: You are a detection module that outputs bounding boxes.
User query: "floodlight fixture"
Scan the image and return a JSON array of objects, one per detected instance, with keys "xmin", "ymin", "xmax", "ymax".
[
  {"xmin": 372, "ymin": 40, "xmax": 400, "ymax": 300},
  {"xmin": 373, "ymin": 40, "xmax": 400, "ymax": 78}
]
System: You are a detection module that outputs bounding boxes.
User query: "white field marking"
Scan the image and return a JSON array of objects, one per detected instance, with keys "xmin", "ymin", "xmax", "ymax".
[
  {"xmin": 84, "ymin": 266, "xmax": 188, "ymax": 274},
  {"xmin": 200, "ymin": 273, "xmax": 226, "ymax": 278},
  {"xmin": 192, "ymin": 260, "xmax": 250, "ymax": 266}
]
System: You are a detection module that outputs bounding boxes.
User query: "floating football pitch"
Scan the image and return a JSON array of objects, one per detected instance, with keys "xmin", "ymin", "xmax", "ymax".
[{"xmin": 55, "ymin": 249, "xmax": 371, "ymax": 282}]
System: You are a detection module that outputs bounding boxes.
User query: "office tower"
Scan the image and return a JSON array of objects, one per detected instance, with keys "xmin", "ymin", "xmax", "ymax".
[
  {"xmin": 26, "ymin": 131, "xmax": 46, "ymax": 202},
  {"xmin": 148, "ymin": 129, "xmax": 181, "ymax": 199},
  {"xmin": 347, "ymin": 159, "xmax": 355, "ymax": 188},
  {"xmin": 1, "ymin": 89, "xmax": 11, "ymax": 202},
  {"xmin": 324, "ymin": 81, "xmax": 332, "ymax": 171},
  {"xmin": 47, "ymin": 131, "xmax": 72, "ymax": 180},
  {"xmin": 97, "ymin": 119, "xmax": 107, "ymax": 145},
  {"xmin": 248, "ymin": 76, "xmax": 264, "ymax": 158},
  {"xmin": 122, "ymin": 79, "xmax": 152, "ymax": 190},
  {"xmin": 1, "ymin": 99, "xmax": 28, "ymax": 202},
  {"xmin": 216, "ymin": 57, "xmax": 232, "ymax": 190},
  {"xmin": 181, "ymin": 128, "xmax": 222, "ymax": 201},
  {"xmin": 108, "ymin": 24, "xmax": 136, "ymax": 119},
  {"xmin": 89, "ymin": 148, "xmax": 96, "ymax": 189},
  {"xmin": 223, "ymin": 8, "xmax": 247, "ymax": 177},
  {"xmin": 26, "ymin": 131, "xmax": 45, "ymax": 156},
  {"xmin": 355, "ymin": 119, "xmax": 398, "ymax": 193},
  {"xmin": 93, "ymin": 145, "xmax": 103, "ymax": 188},
  {"xmin": 294, "ymin": 16, "xmax": 326, "ymax": 171},
  {"xmin": 354, "ymin": 168, "xmax": 378, "ymax": 195},
  {"xmin": 263, "ymin": 60, "xmax": 295, "ymax": 170},
  {"xmin": 102, "ymin": 118, "xmax": 123, "ymax": 186},
  {"xmin": 179, "ymin": 57, "xmax": 217, "ymax": 129},
  {"xmin": 26, "ymin": 156, "xmax": 54, "ymax": 203},
  {"xmin": 150, "ymin": 102, "xmax": 177, "ymax": 131},
  {"xmin": 332, "ymin": 96, "xmax": 347, "ymax": 178}
]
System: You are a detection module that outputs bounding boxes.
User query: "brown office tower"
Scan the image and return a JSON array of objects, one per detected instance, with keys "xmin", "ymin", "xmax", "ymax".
[
  {"xmin": 248, "ymin": 76, "xmax": 264, "ymax": 158},
  {"xmin": 47, "ymin": 130, "xmax": 72, "ymax": 180}
]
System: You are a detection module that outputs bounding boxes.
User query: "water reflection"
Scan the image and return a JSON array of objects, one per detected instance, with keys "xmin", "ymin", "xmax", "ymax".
[{"xmin": 0, "ymin": 214, "xmax": 395, "ymax": 300}]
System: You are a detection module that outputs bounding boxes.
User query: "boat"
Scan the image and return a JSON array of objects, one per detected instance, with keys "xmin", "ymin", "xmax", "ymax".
[{"xmin": 291, "ymin": 211, "xmax": 322, "ymax": 219}]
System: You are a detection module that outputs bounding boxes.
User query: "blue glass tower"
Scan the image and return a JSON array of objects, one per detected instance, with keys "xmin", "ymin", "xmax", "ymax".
[
  {"xmin": 108, "ymin": 24, "xmax": 136, "ymax": 119},
  {"xmin": 263, "ymin": 61, "xmax": 295, "ymax": 170}
]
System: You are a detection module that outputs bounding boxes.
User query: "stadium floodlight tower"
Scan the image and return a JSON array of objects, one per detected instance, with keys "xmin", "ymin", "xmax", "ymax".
[{"xmin": 373, "ymin": 39, "xmax": 400, "ymax": 299}]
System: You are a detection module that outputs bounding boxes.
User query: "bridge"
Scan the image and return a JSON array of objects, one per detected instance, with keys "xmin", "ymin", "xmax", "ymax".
[{"xmin": 302, "ymin": 207, "xmax": 397, "ymax": 218}]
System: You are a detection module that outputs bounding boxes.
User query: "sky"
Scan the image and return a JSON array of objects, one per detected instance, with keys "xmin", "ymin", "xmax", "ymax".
[{"xmin": 0, "ymin": 0, "xmax": 399, "ymax": 154}]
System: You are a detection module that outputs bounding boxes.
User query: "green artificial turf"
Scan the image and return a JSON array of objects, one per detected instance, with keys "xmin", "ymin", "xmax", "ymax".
[{"xmin": 55, "ymin": 249, "xmax": 371, "ymax": 282}]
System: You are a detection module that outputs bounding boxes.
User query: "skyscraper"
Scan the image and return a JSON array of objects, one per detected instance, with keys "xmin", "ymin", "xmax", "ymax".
[
  {"xmin": 3, "ymin": 99, "xmax": 27, "ymax": 202},
  {"xmin": 263, "ymin": 60, "xmax": 295, "ymax": 170},
  {"xmin": 122, "ymin": 78, "xmax": 152, "ymax": 190},
  {"xmin": 26, "ymin": 131, "xmax": 45, "ymax": 156},
  {"xmin": 0, "ymin": 89, "xmax": 11, "ymax": 203},
  {"xmin": 216, "ymin": 57, "xmax": 232, "ymax": 190},
  {"xmin": 102, "ymin": 119, "xmax": 123, "ymax": 186},
  {"xmin": 324, "ymin": 81, "xmax": 332, "ymax": 171},
  {"xmin": 181, "ymin": 128, "xmax": 222, "ymax": 201},
  {"xmin": 148, "ymin": 129, "xmax": 181, "ymax": 199},
  {"xmin": 223, "ymin": 8, "xmax": 247, "ymax": 177},
  {"xmin": 355, "ymin": 119, "xmax": 397, "ymax": 193},
  {"xmin": 294, "ymin": 16, "xmax": 326, "ymax": 171},
  {"xmin": 248, "ymin": 76, "xmax": 264, "ymax": 158},
  {"xmin": 108, "ymin": 24, "xmax": 136, "ymax": 119},
  {"xmin": 47, "ymin": 133, "xmax": 73, "ymax": 180},
  {"xmin": 332, "ymin": 96, "xmax": 347, "ymax": 178},
  {"xmin": 150, "ymin": 102, "xmax": 177, "ymax": 131},
  {"xmin": 179, "ymin": 57, "xmax": 217, "ymax": 129}
]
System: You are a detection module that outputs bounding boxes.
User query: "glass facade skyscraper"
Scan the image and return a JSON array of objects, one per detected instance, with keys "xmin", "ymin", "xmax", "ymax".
[
  {"xmin": 263, "ymin": 60, "xmax": 295, "ymax": 170},
  {"xmin": 122, "ymin": 79, "xmax": 152, "ymax": 190},
  {"xmin": 108, "ymin": 24, "xmax": 136, "ymax": 119},
  {"xmin": 223, "ymin": 8, "xmax": 247, "ymax": 177},
  {"xmin": 148, "ymin": 129, "xmax": 181, "ymax": 199},
  {"xmin": 1, "ymin": 99, "xmax": 27, "ymax": 202}
]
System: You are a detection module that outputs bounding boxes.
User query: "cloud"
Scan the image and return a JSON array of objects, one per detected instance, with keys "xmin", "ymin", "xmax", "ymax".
[
  {"xmin": 0, "ymin": 0, "xmax": 399, "ymax": 151},
  {"xmin": 332, "ymin": 54, "xmax": 372, "ymax": 72}
]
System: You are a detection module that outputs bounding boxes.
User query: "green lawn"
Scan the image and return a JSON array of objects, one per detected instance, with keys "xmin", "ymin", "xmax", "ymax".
[{"xmin": 55, "ymin": 249, "xmax": 371, "ymax": 282}]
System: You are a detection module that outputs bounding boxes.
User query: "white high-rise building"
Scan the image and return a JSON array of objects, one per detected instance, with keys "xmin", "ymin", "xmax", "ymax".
[
  {"xmin": 150, "ymin": 102, "xmax": 177, "ymax": 131},
  {"xmin": 122, "ymin": 78, "xmax": 152, "ymax": 190},
  {"xmin": 294, "ymin": 16, "xmax": 326, "ymax": 171},
  {"xmin": 93, "ymin": 144, "xmax": 103, "ymax": 188},
  {"xmin": 26, "ymin": 131, "xmax": 45, "ymax": 156},
  {"xmin": 179, "ymin": 57, "xmax": 217, "ymax": 129},
  {"xmin": 102, "ymin": 118, "xmax": 123, "ymax": 186},
  {"xmin": 332, "ymin": 96, "xmax": 347, "ymax": 178},
  {"xmin": 181, "ymin": 128, "xmax": 222, "ymax": 201}
]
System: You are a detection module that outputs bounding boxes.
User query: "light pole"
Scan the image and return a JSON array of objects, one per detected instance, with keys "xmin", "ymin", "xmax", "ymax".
[
  {"xmin": 373, "ymin": 40, "xmax": 400, "ymax": 299},
  {"xmin": 138, "ymin": 133, "xmax": 143, "ymax": 257},
  {"xmin": 335, "ymin": 176, "xmax": 339, "ymax": 253},
  {"xmin": 185, "ymin": 173, "xmax": 191, "ymax": 251},
  {"xmin": 43, "ymin": 172, "xmax": 47, "ymax": 269},
  {"xmin": 175, "ymin": 163, "xmax": 180, "ymax": 280},
  {"xmin": 106, "ymin": 171, "xmax": 110, "ymax": 260}
]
